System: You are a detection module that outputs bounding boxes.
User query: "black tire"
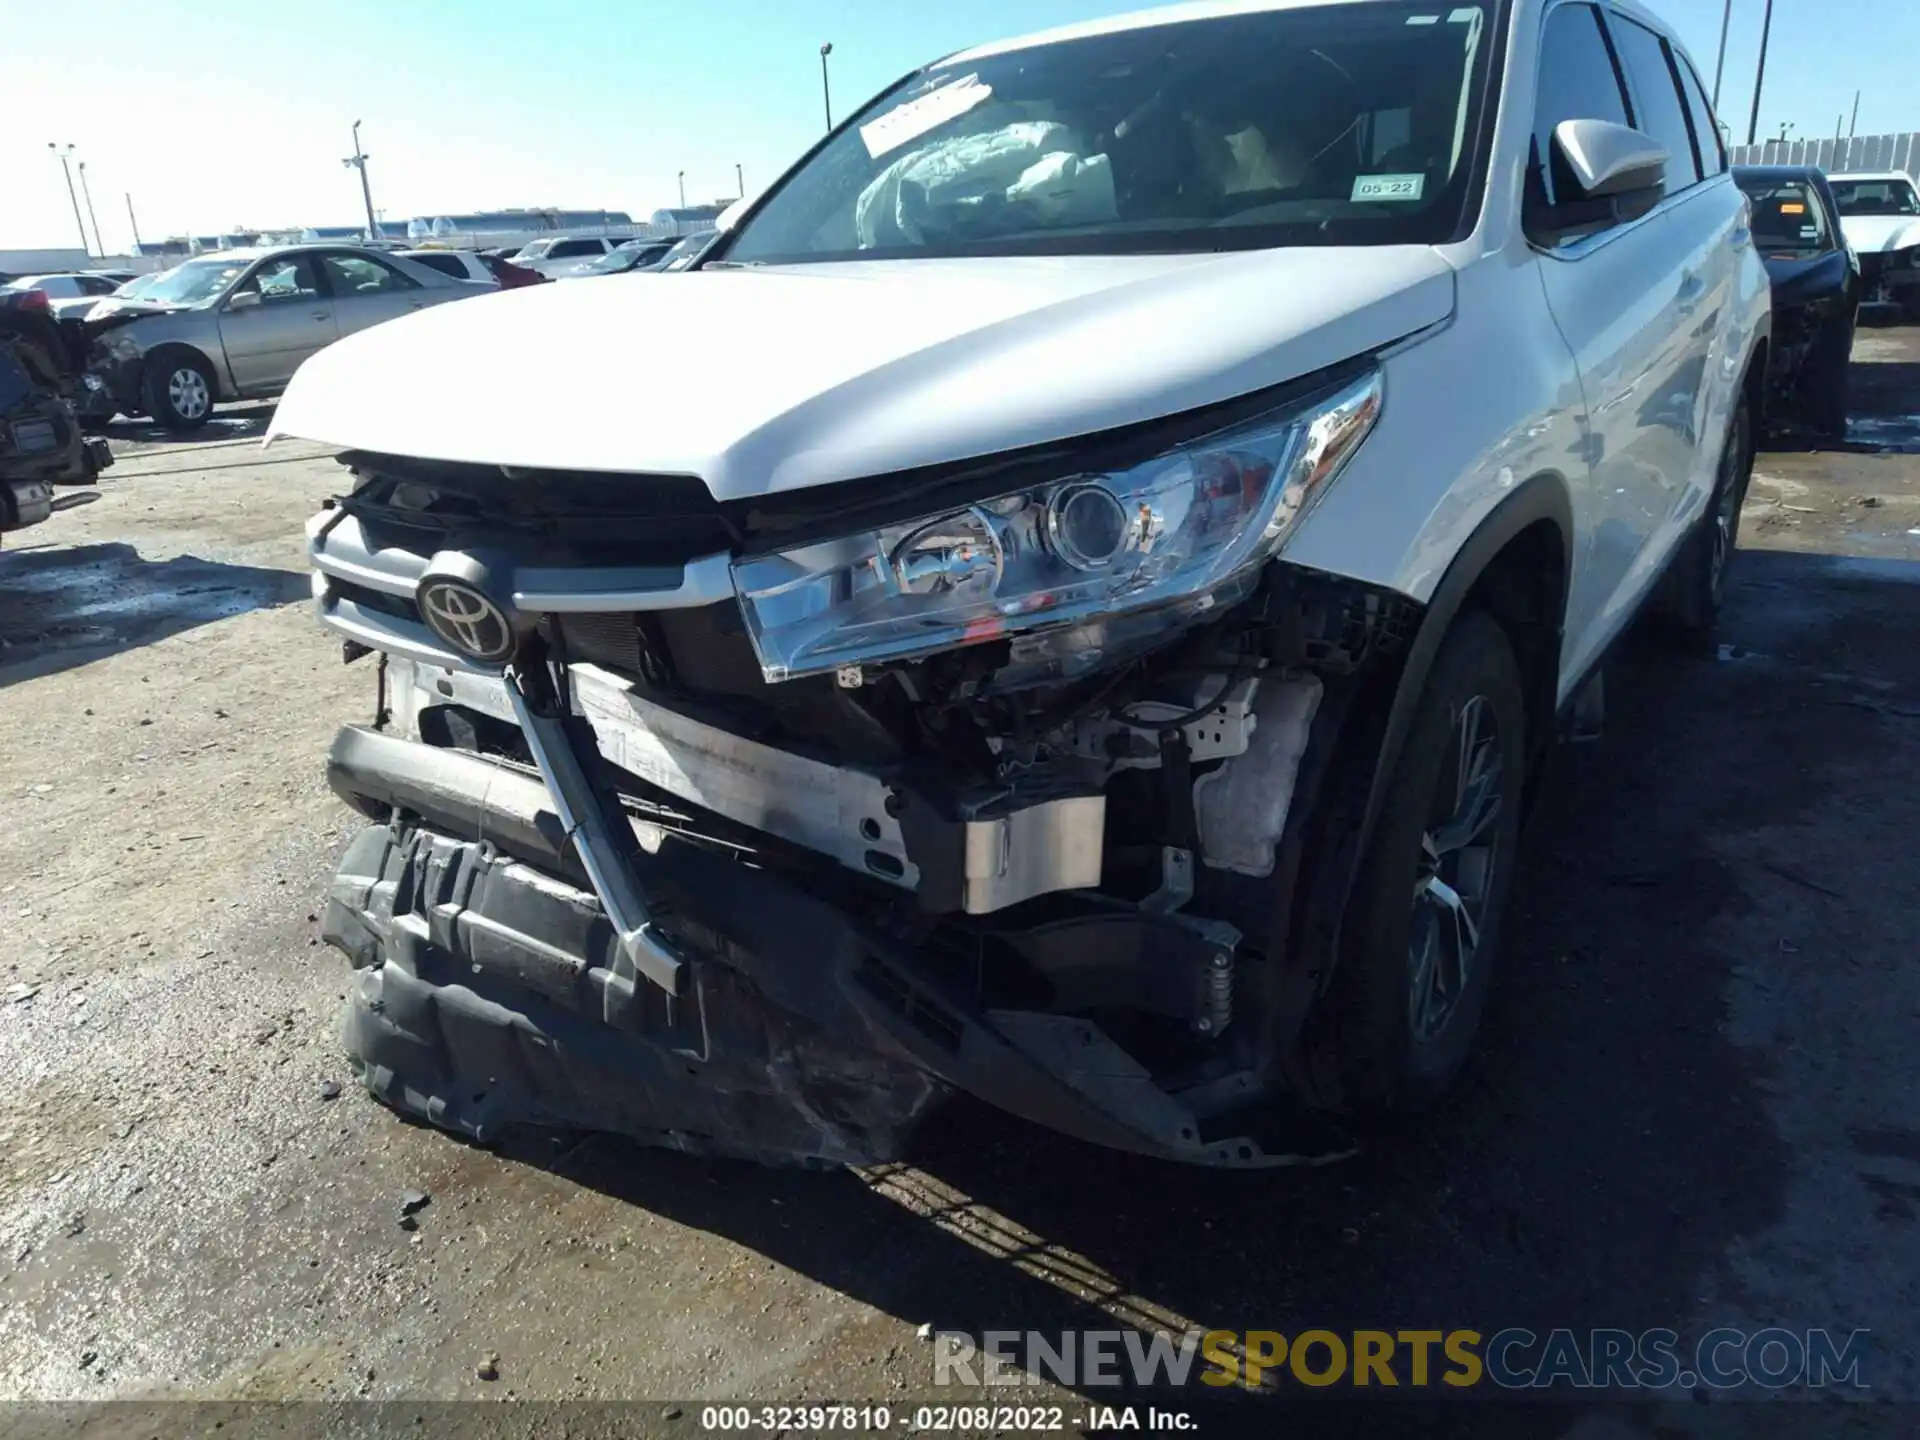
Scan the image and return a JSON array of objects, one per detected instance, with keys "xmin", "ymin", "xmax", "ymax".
[
  {"xmin": 143, "ymin": 348, "xmax": 216, "ymax": 432},
  {"xmin": 1807, "ymin": 322, "xmax": 1852, "ymax": 442},
  {"xmin": 1319, "ymin": 609, "xmax": 1528, "ymax": 1114},
  {"xmin": 1905, "ymin": 294, "xmax": 1920, "ymax": 327},
  {"xmin": 1659, "ymin": 392, "xmax": 1752, "ymax": 637}
]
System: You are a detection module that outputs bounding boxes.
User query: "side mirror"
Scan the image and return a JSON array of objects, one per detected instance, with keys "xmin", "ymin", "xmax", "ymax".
[
  {"xmin": 226, "ymin": 289, "xmax": 261, "ymax": 312},
  {"xmin": 1554, "ymin": 118, "xmax": 1667, "ymax": 200},
  {"xmin": 1530, "ymin": 119, "xmax": 1668, "ymax": 246}
]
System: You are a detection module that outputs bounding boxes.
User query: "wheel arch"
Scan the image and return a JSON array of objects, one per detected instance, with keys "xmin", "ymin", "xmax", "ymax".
[
  {"xmin": 1366, "ymin": 472, "xmax": 1575, "ymax": 844},
  {"xmin": 1274, "ymin": 474, "xmax": 1574, "ymax": 1099},
  {"xmin": 143, "ymin": 341, "xmax": 227, "ymax": 404}
]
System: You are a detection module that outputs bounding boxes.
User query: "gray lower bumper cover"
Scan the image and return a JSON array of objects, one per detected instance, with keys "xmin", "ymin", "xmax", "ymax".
[{"xmin": 322, "ymin": 726, "xmax": 1323, "ymax": 1166}]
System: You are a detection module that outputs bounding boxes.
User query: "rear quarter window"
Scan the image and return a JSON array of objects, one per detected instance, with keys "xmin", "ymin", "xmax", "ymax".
[{"xmin": 410, "ymin": 253, "xmax": 468, "ymax": 279}]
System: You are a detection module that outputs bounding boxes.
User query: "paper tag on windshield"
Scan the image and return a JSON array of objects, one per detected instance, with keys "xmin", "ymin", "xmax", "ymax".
[
  {"xmin": 1351, "ymin": 173, "xmax": 1426, "ymax": 202},
  {"xmin": 860, "ymin": 75, "xmax": 993, "ymax": 159}
]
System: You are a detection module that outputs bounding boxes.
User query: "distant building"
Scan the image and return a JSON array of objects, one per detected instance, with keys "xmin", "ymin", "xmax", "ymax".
[{"xmin": 0, "ymin": 247, "xmax": 94, "ymax": 278}]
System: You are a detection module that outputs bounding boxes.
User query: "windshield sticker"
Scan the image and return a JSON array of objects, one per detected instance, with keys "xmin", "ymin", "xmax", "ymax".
[
  {"xmin": 1352, "ymin": 172, "xmax": 1426, "ymax": 202},
  {"xmin": 861, "ymin": 75, "xmax": 994, "ymax": 159}
]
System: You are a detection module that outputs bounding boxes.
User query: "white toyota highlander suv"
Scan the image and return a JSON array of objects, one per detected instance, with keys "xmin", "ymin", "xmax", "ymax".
[{"xmin": 276, "ymin": 0, "xmax": 1769, "ymax": 1167}]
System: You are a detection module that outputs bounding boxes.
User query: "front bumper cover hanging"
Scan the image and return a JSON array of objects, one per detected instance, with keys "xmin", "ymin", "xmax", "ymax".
[{"xmin": 321, "ymin": 713, "xmax": 1352, "ymax": 1168}]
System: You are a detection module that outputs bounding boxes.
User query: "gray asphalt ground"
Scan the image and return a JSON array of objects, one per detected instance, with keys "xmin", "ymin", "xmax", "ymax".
[{"xmin": 3, "ymin": 328, "xmax": 1919, "ymax": 1437}]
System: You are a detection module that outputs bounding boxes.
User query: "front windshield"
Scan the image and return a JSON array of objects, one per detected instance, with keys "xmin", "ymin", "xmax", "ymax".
[
  {"xmin": 1829, "ymin": 178, "xmax": 1920, "ymax": 217},
  {"xmin": 725, "ymin": 0, "xmax": 1499, "ymax": 264},
  {"xmin": 1737, "ymin": 178, "xmax": 1834, "ymax": 255},
  {"xmin": 114, "ymin": 272, "xmax": 162, "ymax": 298},
  {"xmin": 138, "ymin": 258, "xmax": 250, "ymax": 305},
  {"xmin": 662, "ymin": 234, "xmax": 714, "ymax": 269},
  {"xmin": 511, "ymin": 240, "xmax": 553, "ymax": 261}
]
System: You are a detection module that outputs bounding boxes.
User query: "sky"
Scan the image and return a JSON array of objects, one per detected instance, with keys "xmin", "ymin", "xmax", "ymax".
[{"xmin": 2, "ymin": 0, "xmax": 1912, "ymax": 254}]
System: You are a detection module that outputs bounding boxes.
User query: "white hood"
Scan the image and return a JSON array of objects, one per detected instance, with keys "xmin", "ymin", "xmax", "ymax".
[
  {"xmin": 268, "ymin": 246, "xmax": 1454, "ymax": 501},
  {"xmin": 1838, "ymin": 215, "xmax": 1920, "ymax": 255}
]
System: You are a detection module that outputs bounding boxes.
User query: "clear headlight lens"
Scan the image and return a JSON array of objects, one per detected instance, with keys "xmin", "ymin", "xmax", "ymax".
[{"xmin": 732, "ymin": 367, "xmax": 1382, "ymax": 682}]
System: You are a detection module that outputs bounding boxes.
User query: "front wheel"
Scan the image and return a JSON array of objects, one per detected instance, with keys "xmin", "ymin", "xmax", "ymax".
[
  {"xmin": 143, "ymin": 351, "xmax": 216, "ymax": 432},
  {"xmin": 1318, "ymin": 609, "xmax": 1528, "ymax": 1114},
  {"xmin": 1658, "ymin": 393, "xmax": 1752, "ymax": 637}
]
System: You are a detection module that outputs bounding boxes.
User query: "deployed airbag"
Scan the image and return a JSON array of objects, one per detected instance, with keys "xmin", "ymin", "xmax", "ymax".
[{"xmin": 855, "ymin": 120, "xmax": 1117, "ymax": 248}]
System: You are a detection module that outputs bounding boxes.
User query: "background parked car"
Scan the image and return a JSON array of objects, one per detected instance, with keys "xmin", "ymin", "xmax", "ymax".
[
  {"xmin": 79, "ymin": 244, "xmax": 476, "ymax": 431},
  {"xmin": 647, "ymin": 231, "xmax": 719, "ymax": 272},
  {"xmin": 556, "ymin": 237, "xmax": 677, "ymax": 278},
  {"xmin": 1826, "ymin": 171, "xmax": 1920, "ymax": 318},
  {"xmin": 504, "ymin": 234, "xmax": 624, "ymax": 278},
  {"xmin": 48, "ymin": 270, "xmax": 167, "ymax": 323},
  {"xmin": 1733, "ymin": 165, "xmax": 1860, "ymax": 438},
  {"xmin": 478, "ymin": 253, "xmax": 546, "ymax": 288},
  {"xmin": 398, "ymin": 249, "xmax": 499, "ymax": 287},
  {"xmin": 0, "ymin": 272, "xmax": 138, "ymax": 304},
  {"xmin": 1, "ymin": 307, "xmax": 111, "ymax": 545}
]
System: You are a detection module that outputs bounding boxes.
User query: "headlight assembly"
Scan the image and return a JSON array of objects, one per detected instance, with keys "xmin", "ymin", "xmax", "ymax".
[{"xmin": 731, "ymin": 366, "xmax": 1383, "ymax": 682}]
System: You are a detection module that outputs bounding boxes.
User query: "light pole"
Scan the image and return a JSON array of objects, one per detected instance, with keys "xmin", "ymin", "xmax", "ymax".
[
  {"xmin": 820, "ymin": 43, "xmax": 834, "ymax": 132},
  {"xmin": 77, "ymin": 160, "xmax": 105, "ymax": 257},
  {"xmin": 678, "ymin": 170, "xmax": 686, "ymax": 208},
  {"xmin": 125, "ymin": 193, "xmax": 143, "ymax": 251},
  {"xmin": 342, "ymin": 120, "xmax": 379, "ymax": 241},
  {"xmin": 736, "ymin": 163, "xmax": 744, "ymax": 199},
  {"xmin": 1745, "ymin": 0, "xmax": 1774, "ymax": 147},
  {"xmin": 47, "ymin": 144, "xmax": 90, "ymax": 256},
  {"xmin": 1710, "ymin": 0, "xmax": 1733, "ymax": 108}
]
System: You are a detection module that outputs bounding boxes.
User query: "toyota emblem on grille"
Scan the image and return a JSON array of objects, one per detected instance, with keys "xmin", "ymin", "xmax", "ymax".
[{"xmin": 418, "ymin": 579, "xmax": 515, "ymax": 662}]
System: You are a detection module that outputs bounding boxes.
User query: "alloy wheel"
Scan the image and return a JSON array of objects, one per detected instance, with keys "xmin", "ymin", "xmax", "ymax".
[
  {"xmin": 168, "ymin": 367, "xmax": 210, "ymax": 422},
  {"xmin": 1408, "ymin": 694, "xmax": 1505, "ymax": 1045}
]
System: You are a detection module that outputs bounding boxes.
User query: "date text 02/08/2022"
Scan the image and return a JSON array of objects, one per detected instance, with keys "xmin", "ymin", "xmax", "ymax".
[{"xmin": 695, "ymin": 1404, "xmax": 1193, "ymax": 1431}]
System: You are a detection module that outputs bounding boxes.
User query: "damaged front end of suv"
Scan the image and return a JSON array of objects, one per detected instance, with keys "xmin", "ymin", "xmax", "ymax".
[
  {"xmin": 278, "ymin": 0, "xmax": 1590, "ymax": 1169},
  {"xmin": 305, "ymin": 365, "xmax": 1424, "ymax": 1167}
]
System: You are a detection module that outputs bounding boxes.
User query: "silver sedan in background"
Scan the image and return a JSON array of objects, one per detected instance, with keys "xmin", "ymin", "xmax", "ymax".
[{"xmin": 81, "ymin": 243, "xmax": 477, "ymax": 430}]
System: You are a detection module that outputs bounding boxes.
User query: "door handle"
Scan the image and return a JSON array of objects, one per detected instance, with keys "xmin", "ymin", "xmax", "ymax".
[
  {"xmin": 1677, "ymin": 271, "xmax": 1705, "ymax": 305},
  {"xmin": 311, "ymin": 310, "xmax": 330, "ymax": 322}
]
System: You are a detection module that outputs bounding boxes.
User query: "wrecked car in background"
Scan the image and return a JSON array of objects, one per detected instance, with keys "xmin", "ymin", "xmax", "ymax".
[
  {"xmin": 1733, "ymin": 165, "xmax": 1859, "ymax": 438},
  {"xmin": 1, "ymin": 295, "xmax": 111, "ymax": 544},
  {"xmin": 76, "ymin": 244, "xmax": 478, "ymax": 431},
  {"xmin": 277, "ymin": 0, "xmax": 1769, "ymax": 1168},
  {"xmin": 1826, "ymin": 171, "xmax": 1920, "ymax": 319}
]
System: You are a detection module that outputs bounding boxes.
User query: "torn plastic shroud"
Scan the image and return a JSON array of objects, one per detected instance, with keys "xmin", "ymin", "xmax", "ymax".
[{"xmin": 321, "ymin": 723, "xmax": 1355, "ymax": 1167}]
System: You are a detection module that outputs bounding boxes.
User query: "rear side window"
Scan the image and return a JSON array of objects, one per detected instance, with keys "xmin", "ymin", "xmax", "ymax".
[
  {"xmin": 1610, "ymin": 17, "xmax": 1702, "ymax": 189},
  {"xmin": 1531, "ymin": 4, "xmax": 1633, "ymax": 211},
  {"xmin": 1675, "ymin": 56, "xmax": 1726, "ymax": 176},
  {"xmin": 409, "ymin": 253, "xmax": 467, "ymax": 279},
  {"xmin": 322, "ymin": 253, "xmax": 419, "ymax": 294}
]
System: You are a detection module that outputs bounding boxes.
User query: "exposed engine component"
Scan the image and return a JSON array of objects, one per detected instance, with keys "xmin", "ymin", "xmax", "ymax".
[{"xmin": 1193, "ymin": 675, "xmax": 1324, "ymax": 877}]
